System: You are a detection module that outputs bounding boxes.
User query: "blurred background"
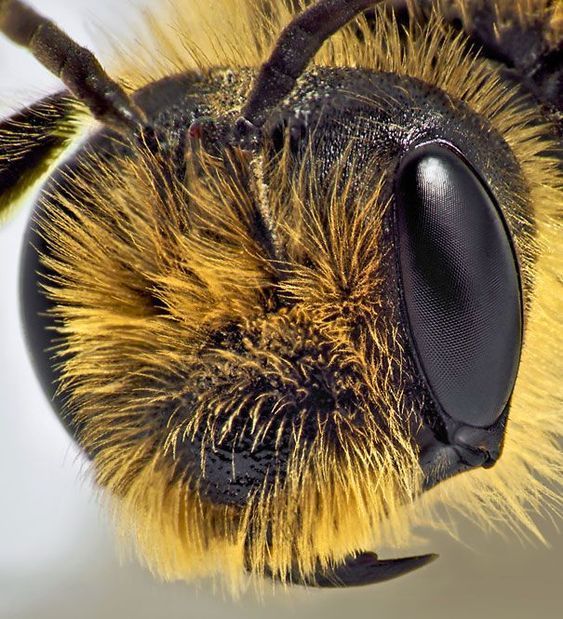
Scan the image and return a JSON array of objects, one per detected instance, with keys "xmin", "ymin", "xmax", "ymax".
[{"xmin": 0, "ymin": 1, "xmax": 561, "ymax": 618}]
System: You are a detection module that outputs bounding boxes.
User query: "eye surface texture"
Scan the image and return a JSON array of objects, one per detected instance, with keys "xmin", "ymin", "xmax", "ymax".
[{"xmin": 394, "ymin": 143, "xmax": 522, "ymax": 428}]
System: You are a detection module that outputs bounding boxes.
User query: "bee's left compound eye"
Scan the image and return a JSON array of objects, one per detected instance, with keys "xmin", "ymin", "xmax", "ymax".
[{"xmin": 394, "ymin": 143, "xmax": 523, "ymax": 428}]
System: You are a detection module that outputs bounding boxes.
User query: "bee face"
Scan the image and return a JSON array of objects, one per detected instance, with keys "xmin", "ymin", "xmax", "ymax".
[{"xmin": 2, "ymin": 0, "xmax": 562, "ymax": 593}]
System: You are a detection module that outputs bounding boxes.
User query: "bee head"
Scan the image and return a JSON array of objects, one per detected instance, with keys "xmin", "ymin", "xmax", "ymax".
[{"xmin": 10, "ymin": 0, "xmax": 561, "ymax": 592}]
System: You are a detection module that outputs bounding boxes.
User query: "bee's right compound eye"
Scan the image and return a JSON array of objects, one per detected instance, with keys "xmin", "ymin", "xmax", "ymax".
[{"xmin": 394, "ymin": 143, "xmax": 523, "ymax": 429}]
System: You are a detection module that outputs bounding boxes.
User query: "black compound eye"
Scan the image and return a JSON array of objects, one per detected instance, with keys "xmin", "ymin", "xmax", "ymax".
[{"xmin": 394, "ymin": 143, "xmax": 522, "ymax": 428}]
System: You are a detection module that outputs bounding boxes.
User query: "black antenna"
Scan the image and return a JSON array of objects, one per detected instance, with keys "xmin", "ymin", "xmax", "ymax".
[
  {"xmin": 0, "ymin": 0, "xmax": 146, "ymax": 134},
  {"xmin": 235, "ymin": 0, "xmax": 381, "ymax": 142}
]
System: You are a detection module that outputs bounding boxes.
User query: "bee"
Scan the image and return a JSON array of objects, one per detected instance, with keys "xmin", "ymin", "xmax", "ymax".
[{"xmin": 0, "ymin": 0, "xmax": 561, "ymax": 594}]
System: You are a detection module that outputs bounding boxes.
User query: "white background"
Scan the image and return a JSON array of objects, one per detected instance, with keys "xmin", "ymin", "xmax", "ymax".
[{"xmin": 0, "ymin": 2, "xmax": 561, "ymax": 618}]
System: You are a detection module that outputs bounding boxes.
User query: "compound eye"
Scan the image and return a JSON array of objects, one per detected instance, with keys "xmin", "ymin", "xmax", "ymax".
[{"xmin": 394, "ymin": 143, "xmax": 522, "ymax": 428}]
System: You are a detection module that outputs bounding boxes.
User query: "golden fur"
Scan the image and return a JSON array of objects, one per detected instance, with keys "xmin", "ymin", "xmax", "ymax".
[
  {"xmin": 0, "ymin": 96, "xmax": 86, "ymax": 222},
  {"xmin": 9, "ymin": 0, "xmax": 562, "ymax": 593},
  {"xmin": 40, "ymin": 143, "xmax": 424, "ymax": 590}
]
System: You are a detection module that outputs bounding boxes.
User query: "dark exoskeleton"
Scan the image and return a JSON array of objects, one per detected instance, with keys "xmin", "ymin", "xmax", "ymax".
[{"xmin": 0, "ymin": 0, "xmax": 561, "ymax": 587}]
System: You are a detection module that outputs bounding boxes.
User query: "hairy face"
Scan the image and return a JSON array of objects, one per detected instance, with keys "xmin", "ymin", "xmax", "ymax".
[{"xmin": 11, "ymin": 0, "xmax": 562, "ymax": 591}]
